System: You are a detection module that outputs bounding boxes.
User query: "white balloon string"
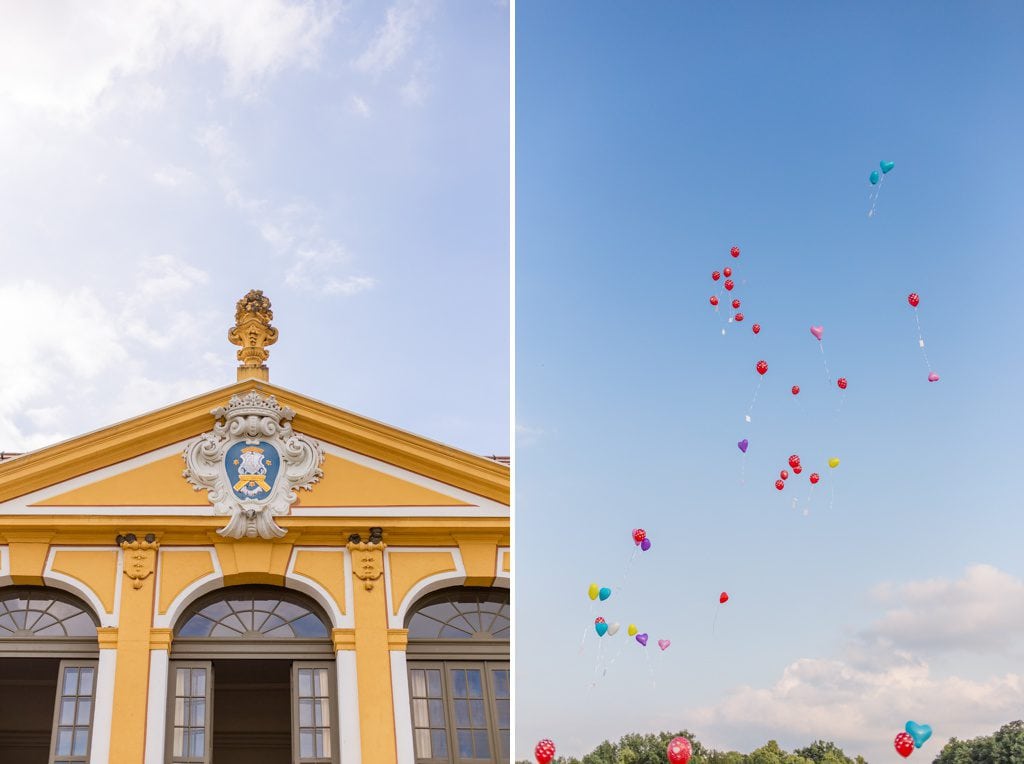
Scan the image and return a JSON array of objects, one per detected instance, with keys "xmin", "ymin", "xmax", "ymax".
[
  {"xmin": 868, "ymin": 174, "xmax": 884, "ymax": 218},
  {"xmin": 818, "ymin": 342, "xmax": 831, "ymax": 386},
  {"xmin": 914, "ymin": 309, "xmax": 933, "ymax": 371},
  {"xmin": 746, "ymin": 377, "xmax": 762, "ymax": 422}
]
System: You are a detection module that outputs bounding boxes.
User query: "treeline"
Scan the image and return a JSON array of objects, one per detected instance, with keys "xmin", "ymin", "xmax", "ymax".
[{"xmin": 518, "ymin": 721, "xmax": 1024, "ymax": 764}]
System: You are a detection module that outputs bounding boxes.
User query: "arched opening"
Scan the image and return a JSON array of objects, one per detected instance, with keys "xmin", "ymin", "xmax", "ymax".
[
  {"xmin": 405, "ymin": 587, "xmax": 509, "ymax": 764},
  {"xmin": 168, "ymin": 586, "xmax": 337, "ymax": 764},
  {"xmin": 0, "ymin": 586, "xmax": 100, "ymax": 764}
]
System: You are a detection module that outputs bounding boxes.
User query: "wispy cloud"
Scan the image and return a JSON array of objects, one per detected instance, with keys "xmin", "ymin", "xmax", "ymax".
[
  {"xmin": 349, "ymin": 94, "xmax": 372, "ymax": 117},
  {"xmin": 354, "ymin": 0, "xmax": 428, "ymax": 76}
]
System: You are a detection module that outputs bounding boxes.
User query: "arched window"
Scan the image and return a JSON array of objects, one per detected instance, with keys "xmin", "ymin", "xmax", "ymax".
[
  {"xmin": 0, "ymin": 588, "xmax": 100, "ymax": 764},
  {"xmin": 168, "ymin": 587, "xmax": 337, "ymax": 764},
  {"xmin": 176, "ymin": 588, "xmax": 330, "ymax": 639},
  {"xmin": 0, "ymin": 588, "xmax": 98, "ymax": 639},
  {"xmin": 405, "ymin": 588, "xmax": 509, "ymax": 764}
]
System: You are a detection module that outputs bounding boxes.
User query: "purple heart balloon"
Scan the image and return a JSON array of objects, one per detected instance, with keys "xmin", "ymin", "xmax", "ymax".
[
  {"xmin": 738, "ymin": 439, "xmax": 748, "ymax": 453},
  {"xmin": 640, "ymin": 538, "xmax": 651, "ymax": 551},
  {"xmin": 636, "ymin": 633, "xmax": 648, "ymax": 646}
]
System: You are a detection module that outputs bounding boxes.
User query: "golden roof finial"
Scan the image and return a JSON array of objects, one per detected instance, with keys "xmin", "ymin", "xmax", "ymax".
[{"xmin": 229, "ymin": 289, "xmax": 279, "ymax": 381}]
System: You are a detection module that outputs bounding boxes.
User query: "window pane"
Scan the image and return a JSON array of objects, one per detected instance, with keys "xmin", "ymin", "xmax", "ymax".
[
  {"xmin": 56, "ymin": 728, "xmax": 73, "ymax": 755},
  {"xmin": 473, "ymin": 730, "xmax": 490, "ymax": 758},
  {"xmin": 79, "ymin": 668, "xmax": 95, "ymax": 696},
  {"xmin": 321, "ymin": 729, "xmax": 332, "ymax": 758},
  {"xmin": 175, "ymin": 669, "xmax": 187, "ymax": 696},
  {"xmin": 457, "ymin": 730, "xmax": 473, "ymax": 758},
  {"xmin": 451, "ymin": 670, "xmax": 467, "ymax": 698},
  {"xmin": 470, "ymin": 699, "xmax": 486, "ymax": 727},
  {"xmin": 76, "ymin": 699, "xmax": 92, "ymax": 725},
  {"xmin": 412, "ymin": 698, "xmax": 428, "ymax": 727},
  {"xmin": 426, "ymin": 669, "xmax": 442, "ymax": 698},
  {"xmin": 316, "ymin": 697, "xmax": 330, "ymax": 726},
  {"xmin": 428, "ymin": 698, "xmax": 445, "ymax": 727},
  {"xmin": 300, "ymin": 730, "xmax": 314, "ymax": 758},
  {"xmin": 191, "ymin": 729, "xmax": 205, "ymax": 758},
  {"xmin": 292, "ymin": 613, "xmax": 328, "ymax": 637},
  {"xmin": 431, "ymin": 729, "xmax": 448, "ymax": 758},
  {"xmin": 410, "ymin": 669, "xmax": 426, "ymax": 697},
  {"xmin": 298, "ymin": 669, "xmax": 312, "ymax": 697},
  {"xmin": 72, "ymin": 729, "xmax": 89, "ymax": 756},
  {"xmin": 62, "ymin": 668, "xmax": 79, "ymax": 695},
  {"xmin": 496, "ymin": 698, "xmax": 510, "ymax": 728},
  {"xmin": 174, "ymin": 698, "xmax": 186, "ymax": 726},
  {"xmin": 173, "ymin": 727, "xmax": 185, "ymax": 756},
  {"xmin": 299, "ymin": 698, "xmax": 314, "ymax": 727},
  {"xmin": 499, "ymin": 727, "xmax": 510, "ymax": 758},
  {"xmin": 190, "ymin": 699, "xmax": 205, "ymax": 726},
  {"xmin": 315, "ymin": 730, "xmax": 327, "ymax": 758},
  {"xmin": 191, "ymin": 668, "xmax": 206, "ymax": 696},
  {"xmin": 59, "ymin": 699, "xmax": 76, "ymax": 725},
  {"xmin": 454, "ymin": 699, "xmax": 470, "ymax": 727},
  {"xmin": 467, "ymin": 670, "xmax": 483, "ymax": 698},
  {"xmin": 414, "ymin": 728, "xmax": 430, "ymax": 758},
  {"xmin": 313, "ymin": 668, "xmax": 327, "ymax": 696},
  {"xmin": 492, "ymin": 669, "xmax": 509, "ymax": 698}
]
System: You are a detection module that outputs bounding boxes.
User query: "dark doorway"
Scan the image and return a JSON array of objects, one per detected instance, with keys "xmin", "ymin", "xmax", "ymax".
[
  {"xmin": 0, "ymin": 658, "xmax": 60, "ymax": 764},
  {"xmin": 211, "ymin": 659, "xmax": 291, "ymax": 764}
]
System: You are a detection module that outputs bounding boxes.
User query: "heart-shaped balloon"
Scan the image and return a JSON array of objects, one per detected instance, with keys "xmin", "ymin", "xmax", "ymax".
[
  {"xmin": 627, "ymin": 624, "xmax": 638, "ymax": 636},
  {"xmin": 640, "ymin": 538, "xmax": 652, "ymax": 551},
  {"xmin": 607, "ymin": 622, "xmax": 620, "ymax": 636},
  {"xmin": 658, "ymin": 639, "xmax": 671, "ymax": 651},
  {"xmin": 737, "ymin": 439, "xmax": 748, "ymax": 453},
  {"xmin": 905, "ymin": 721, "xmax": 932, "ymax": 748},
  {"xmin": 810, "ymin": 325, "xmax": 824, "ymax": 341},
  {"xmin": 828, "ymin": 457, "xmax": 840, "ymax": 468},
  {"xmin": 880, "ymin": 160, "xmax": 895, "ymax": 174},
  {"xmin": 869, "ymin": 170, "xmax": 880, "ymax": 185},
  {"xmin": 535, "ymin": 739, "xmax": 556, "ymax": 764},
  {"xmin": 894, "ymin": 732, "xmax": 914, "ymax": 758},
  {"xmin": 595, "ymin": 620, "xmax": 608, "ymax": 637},
  {"xmin": 598, "ymin": 587, "xmax": 612, "ymax": 601},
  {"xmin": 588, "ymin": 583, "xmax": 599, "ymax": 600},
  {"xmin": 635, "ymin": 633, "xmax": 648, "ymax": 646},
  {"xmin": 719, "ymin": 591, "xmax": 729, "ymax": 604},
  {"xmin": 928, "ymin": 372, "xmax": 940, "ymax": 382}
]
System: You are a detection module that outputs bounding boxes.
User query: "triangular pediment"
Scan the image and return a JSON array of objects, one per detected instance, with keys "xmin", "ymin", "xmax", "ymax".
[{"xmin": 0, "ymin": 380, "xmax": 508, "ymax": 509}]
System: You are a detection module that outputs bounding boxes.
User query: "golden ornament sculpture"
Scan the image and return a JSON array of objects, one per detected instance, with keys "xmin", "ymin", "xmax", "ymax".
[{"xmin": 229, "ymin": 289, "xmax": 279, "ymax": 381}]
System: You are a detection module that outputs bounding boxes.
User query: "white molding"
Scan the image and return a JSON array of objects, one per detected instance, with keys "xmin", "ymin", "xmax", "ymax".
[
  {"xmin": 152, "ymin": 547, "xmax": 224, "ymax": 629},
  {"xmin": 0, "ymin": 545, "xmax": 10, "ymax": 586},
  {"xmin": 384, "ymin": 547, "xmax": 467, "ymax": 629},
  {"xmin": 43, "ymin": 546, "xmax": 120, "ymax": 627},
  {"xmin": 144, "ymin": 649, "xmax": 169, "ymax": 764},
  {"xmin": 336, "ymin": 650, "xmax": 362, "ymax": 764},
  {"xmin": 89, "ymin": 647, "xmax": 117, "ymax": 764},
  {"xmin": 390, "ymin": 650, "xmax": 415, "ymax": 764},
  {"xmin": 0, "ymin": 505, "xmax": 510, "ymax": 517},
  {"xmin": 284, "ymin": 546, "xmax": 355, "ymax": 629},
  {"xmin": 495, "ymin": 546, "xmax": 510, "ymax": 585}
]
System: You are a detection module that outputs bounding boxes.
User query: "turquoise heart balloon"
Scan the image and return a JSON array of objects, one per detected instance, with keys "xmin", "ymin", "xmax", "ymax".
[
  {"xmin": 905, "ymin": 721, "xmax": 932, "ymax": 748},
  {"xmin": 869, "ymin": 170, "xmax": 879, "ymax": 185},
  {"xmin": 598, "ymin": 587, "xmax": 612, "ymax": 601},
  {"xmin": 595, "ymin": 621, "xmax": 608, "ymax": 637},
  {"xmin": 880, "ymin": 160, "xmax": 895, "ymax": 174}
]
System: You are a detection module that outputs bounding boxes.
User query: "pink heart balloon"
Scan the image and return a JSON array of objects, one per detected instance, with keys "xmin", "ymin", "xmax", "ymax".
[
  {"xmin": 928, "ymin": 372, "xmax": 940, "ymax": 382},
  {"xmin": 810, "ymin": 325, "xmax": 823, "ymax": 341},
  {"xmin": 658, "ymin": 639, "xmax": 671, "ymax": 651}
]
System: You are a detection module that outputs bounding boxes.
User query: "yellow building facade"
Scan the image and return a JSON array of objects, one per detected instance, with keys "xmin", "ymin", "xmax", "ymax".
[{"xmin": 0, "ymin": 292, "xmax": 510, "ymax": 764}]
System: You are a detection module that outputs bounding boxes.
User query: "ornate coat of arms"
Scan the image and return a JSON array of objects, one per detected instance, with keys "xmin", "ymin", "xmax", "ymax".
[{"xmin": 183, "ymin": 392, "xmax": 324, "ymax": 539}]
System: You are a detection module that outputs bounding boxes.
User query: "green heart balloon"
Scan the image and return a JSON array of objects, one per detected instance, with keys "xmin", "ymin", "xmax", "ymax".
[{"xmin": 880, "ymin": 160, "xmax": 895, "ymax": 174}]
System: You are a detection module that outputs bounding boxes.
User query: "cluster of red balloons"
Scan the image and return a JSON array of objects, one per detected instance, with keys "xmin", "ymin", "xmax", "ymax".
[
  {"xmin": 774, "ymin": 454, "xmax": 821, "ymax": 489},
  {"xmin": 708, "ymin": 247, "xmax": 759, "ymax": 331},
  {"xmin": 632, "ymin": 527, "xmax": 652, "ymax": 552}
]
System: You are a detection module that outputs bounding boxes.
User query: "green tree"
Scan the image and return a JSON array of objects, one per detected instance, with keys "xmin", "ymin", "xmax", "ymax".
[
  {"xmin": 746, "ymin": 739, "xmax": 814, "ymax": 764},
  {"xmin": 794, "ymin": 740, "xmax": 855, "ymax": 764},
  {"xmin": 933, "ymin": 720, "xmax": 1024, "ymax": 764}
]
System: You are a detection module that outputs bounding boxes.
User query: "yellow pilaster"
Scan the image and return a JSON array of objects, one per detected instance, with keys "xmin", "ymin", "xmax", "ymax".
[
  {"xmin": 110, "ymin": 539, "xmax": 159, "ymax": 764},
  {"xmin": 348, "ymin": 541, "xmax": 397, "ymax": 764}
]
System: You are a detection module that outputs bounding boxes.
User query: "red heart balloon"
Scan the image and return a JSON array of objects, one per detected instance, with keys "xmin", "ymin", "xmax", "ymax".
[
  {"xmin": 809, "ymin": 473, "xmax": 820, "ymax": 484},
  {"xmin": 837, "ymin": 377, "xmax": 848, "ymax": 390},
  {"xmin": 908, "ymin": 292, "xmax": 920, "ymax": 308},
  {"xmin": 734, "ymin": 313, "xmax": 744, "ymax": 322},
  {"xmin": 756, "ymin": 360, "xmax": 768, "ymax": 375},
  {"xmin": 791, "ymin": 385, "xmax": 800, "ymax": 395},
  {"xmin": 724, "ymin": 279, "xmax": 734, "ymax": 291},
  {"xmin": 731, "ymin": 299, "xmax": 740, "ymax": 309},
  {"xmin": 667, "ymin": 736, "xmax": 692, "ymax": 764},
  {"xmin": 719, "ymin": 592, "xmax": 729, "ymax": 604},
  {"xmin": 752, "ymin": 323, "xmax": 761, "ymax": 334},
  {"xmin": 712, "ymin": 271, "xmax": 721, "ymax": 281},
  {"xmin": 793, "ymin": 465, "xmax": 803, "ymax": 474},
  {"xmin": 775, "ymin": 479, "xmax": 785, "ymax": 490},
  {"xmin": 730, "ymin": 246, "xmax": 740, "ymax": 258},
  {"xmin": 632, "ymin": 528, "xmax": 646, "ymax": 544},
  {"xmin": 788, "ymin": 454, "xmax": 800, "ymax": 468},
  {"xmin": 710, "ymin": 295, "xmax": 719, "ymax": 306}
]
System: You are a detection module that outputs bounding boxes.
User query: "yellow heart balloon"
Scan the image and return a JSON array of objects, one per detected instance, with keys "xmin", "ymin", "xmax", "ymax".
[
  {"xmin": 627, "ymin": 624, "xmax": 638, "ymax": 636},
  {"xmin": 828, "ymin": 457, "xmax": 840, "ymax": 468},
  {"xmin": 588, "ymin": 583, "xmax": 599, "ymax": 600}
]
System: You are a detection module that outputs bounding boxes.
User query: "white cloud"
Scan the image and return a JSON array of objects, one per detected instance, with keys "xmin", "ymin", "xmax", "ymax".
[
  {"xmin": 152, "ymin": 164, "xmax": 198, "ymax": 188},
  {"xmin": 516, "ymin": 423, "xmax": 546, "ymax": 447},
  {"xmin": 688, "ymin": 566, "xmax": 1024, "ymax": 761},
  {"xmin": 0, "ymin": 0, "xmax": 338, "ymax": 120},
  {"xmin": 354, "ymin": 1, "xmax": 428, "ymax": 76},
  {"xmin": 349, "ymin": 95, "xmax": 372, "ymax": 117},
  {"xmin": 284, "ymin": 246, "xmax": 376, "ymax": 296},
  {"xmin": 865, "ymin": 564, "xmax": 1024, "ymax": 655}
]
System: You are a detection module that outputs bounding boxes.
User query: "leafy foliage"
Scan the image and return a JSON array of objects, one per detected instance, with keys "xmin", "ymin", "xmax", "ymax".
[{"xmin": 932, "ymin": 721, "xmax": 1024, "ymax": 764}]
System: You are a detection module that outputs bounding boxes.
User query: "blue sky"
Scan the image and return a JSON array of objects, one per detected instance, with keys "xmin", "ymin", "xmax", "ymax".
[
  {"xmin": 516, "ymin": 2, "xmax": 1024, "ymax": 761},
  {"xmin": 0, "ymin": 0, "xmax": 508, "ymax": 457}
]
